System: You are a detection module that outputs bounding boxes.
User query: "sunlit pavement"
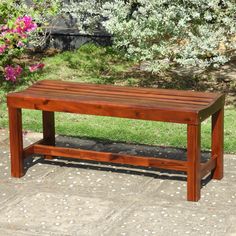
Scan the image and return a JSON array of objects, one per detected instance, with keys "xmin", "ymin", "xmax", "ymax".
[{"xmin": 0, "ymin": 128, "xmax": 236, "ymax": 236}]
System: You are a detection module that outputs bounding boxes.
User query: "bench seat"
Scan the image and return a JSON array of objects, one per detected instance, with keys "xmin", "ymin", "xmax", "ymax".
[{"xmin": 7, "ymin": 80, "xmax": 224, "ymax": 125}]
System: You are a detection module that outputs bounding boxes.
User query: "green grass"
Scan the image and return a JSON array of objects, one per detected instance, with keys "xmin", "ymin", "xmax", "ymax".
[
  {"xmin": 0, "ymin": 44, "xmax": 137, "ymax": 103},
  {"xmin": 33, "ymin": 44, "xmax": 136, "ymax": 85},
  {"xmin": 0, "ymin": 103, "xmax": 236, "ymax": 153},
  {"xmin": 0, "ymin": 44, "xmax": 236, "ymax": 153}
]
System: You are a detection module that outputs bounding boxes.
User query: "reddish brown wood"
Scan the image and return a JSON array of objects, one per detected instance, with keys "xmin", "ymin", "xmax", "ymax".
[
  {"xmin": 15, "ymin": 89, "xmax": 207, "ymax": 109},
  {"xmin": 200, "ymin": 157, "xmax": 217, "ymax": 178},
  {"xmin": 187, "ymin": 124, "xmax": 201, "ymax": 201},
  {"xmin": 211, "ymin": 108, "xmax": 224, "ymax": 179},
  {"xmin": 34, "ymin": 80, "xmax": 218, "ymax": 98},
  {"xmin": 7, "ymin": 80, "xmax": 224, "ymax": 125},
  {"xmin": 8, "ymin": 107, "xmax": 24, "ymax": 177},
  {"xmin": 7, "ymin": 80, "xmax": 225, "ymax": 201},
  {"xmin": 199, "ymin": 95, "xmax": 225, "ymax": 122},
  {"xmin": 42, "ymin": 111, "xmax": 55, "ymax": 159},
  {"xmin": 33, "ymin": 144, "xmax": 188, "ymax": 171},
  {"xmin": 28, "ymin": 86, "xmax": 211, "ymax": 105},
  {"xmin": 7, "ymin": 95, "xmax": 199, "ymax": 125},
  {"xmin": 23, "ymin": 139, "xmax": 44, "ymax": 157}
]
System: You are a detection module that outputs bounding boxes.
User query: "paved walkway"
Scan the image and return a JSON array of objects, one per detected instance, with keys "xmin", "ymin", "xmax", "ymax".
[{"xmin": 0, "ymin": 128, "xmax": 236, "ymax": 236}]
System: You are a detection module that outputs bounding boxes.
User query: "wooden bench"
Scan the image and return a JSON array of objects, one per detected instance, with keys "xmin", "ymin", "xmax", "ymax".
[{"xmin": 7, "ymin": 80, "xmax": 225, "ymax": 201}]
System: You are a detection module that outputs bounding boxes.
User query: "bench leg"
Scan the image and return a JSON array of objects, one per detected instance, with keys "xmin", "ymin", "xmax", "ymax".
[
  {"xmin": 42, "ymin": 111, "xmax": 55, "ymax": 159},
  {"xmin": 187, "ymin": 124, "xmax": 201, "ymax": 201},
  {"xmin": 211, "ymin": 108, "xmax": 224, "ymax": 180},
  {"xmin": 8, "ymin": 107, "xmax": 24, "ymax": 178}
]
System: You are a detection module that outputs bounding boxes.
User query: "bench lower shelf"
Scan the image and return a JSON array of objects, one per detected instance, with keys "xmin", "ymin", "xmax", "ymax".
[{"xmin": 23, "ymin": 139, "xmax": 216, "ymax": 179}]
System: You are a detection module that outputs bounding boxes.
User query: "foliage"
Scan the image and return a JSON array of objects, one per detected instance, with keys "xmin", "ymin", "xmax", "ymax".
[
  {"xmin": 62, "ymin": 0, "xmax": 236, "ymax": 73},
  {"xmin": 0, "ymin": 15, "xmax": 37, "ymax": 82},
  {"xmin": 0, "ymin": 43, "xmax": 236, "ymax": 152},
  {"xmin": 0, "ymin": 0, "xmax": 60, "ymax": 83},
  {"xmin": 29, "ymin": 43, "xmax": 134, "ymax": 84},
  {"xmin": 23, "ymin": 0, "xmax": 61, "ymax": 48},
  {"xmin": 0, "ymin": 0, "xmax": 60, "ymax": 47},
  {"xmin": 0, "ymin": 44, "xmax": 134, "ymax": 102}
]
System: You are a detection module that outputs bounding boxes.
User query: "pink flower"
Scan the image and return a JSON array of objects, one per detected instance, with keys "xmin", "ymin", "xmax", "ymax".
[
  {"xmin": 0, "ymin": 44, "xmax": 7, "ymax": 54},
  {"xmin": 0, "ymin": 25, "xmax": 8, "ymax": 31},
  {"xmin": 29, "ymin": 63, "xmax": 45, "ymax": 72},
  {"xmin": 4, "ymin": 65, "xmax": 23, "ymax": 82},
  {"xmin": 15, "ymin": 16, "xmax": 37, "ymax": 33},
  {"xmin": 17, "ymin": 41, "xmax": 25, "ymax": 47}
]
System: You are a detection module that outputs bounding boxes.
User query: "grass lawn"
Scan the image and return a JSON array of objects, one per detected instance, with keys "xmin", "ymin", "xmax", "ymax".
[{"xmin": 0, "ymin": 44, "xmax": 236, "ymax": 153}]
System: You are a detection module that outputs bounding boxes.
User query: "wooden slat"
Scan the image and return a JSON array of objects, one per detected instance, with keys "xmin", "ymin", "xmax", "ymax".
[
  {"xmin": 30, "ymin": 83, "xmax": 213, "ymax": 103},
  {"xmin": 7, "ymin": 95, "xmax": 199, "ymax": 124},
  {"xmin": 27, "ymin": 87, "xmax": 210, "ymax": 106},
  {"xmin": 32, "ymin": 82, "xmax": 214, "ymax": 101},
  {"xmin": 200, "ymin": 156, "xmax": 217, "ymax": 178},
  {"xmin": 24, "ymin": 89, "xmax": 207, "ymax": 109},
  {"xmin": 8, "ymin": 91, "xmax": 202, "ymax": 112},
  {"xmin": 37, "ymin": 80, "xmax": 218, "ymax": 99},
  {"xmin": 32, "ymin": 144, "xmax": 188, "ymax": 172},
  {"xmin": 11, "ymin": 88, "xmax": 208, "ymax": 113}
]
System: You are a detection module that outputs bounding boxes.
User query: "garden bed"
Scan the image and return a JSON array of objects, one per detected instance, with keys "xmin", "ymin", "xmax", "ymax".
[{"xmin": 0, "ymin": 44, "xmax": 236, "ymax": 153}]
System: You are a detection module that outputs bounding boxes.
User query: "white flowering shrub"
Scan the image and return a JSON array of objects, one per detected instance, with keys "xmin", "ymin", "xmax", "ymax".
[{"xmin": 62, "ymin": 0, "xmax": 236, "ymax": 73}]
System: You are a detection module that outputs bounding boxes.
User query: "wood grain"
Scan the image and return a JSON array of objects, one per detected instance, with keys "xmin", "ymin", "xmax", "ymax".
[
  {"xmin": 34, "ymin": 80, "xmax": 218, "ymax": 98},
  {"xmin": 187, "ymin": 124, "xmax": 201, "ymax": 201},
  {"xmin": 7, "ymin": 80, "xmax": 225, "ymax": 125},
  {"xmin": 7, "ymin": 80, "xmax": 225, "ymax": 201},
  {"xmin": 8, "ymin": 108, "xmax": 24, "ymax": 177},
  {"xmin": 211, "ymin": 108, "xmax": 224, "ymax": 179},
  {"xmin": 42, "ymin": 111, "xmax": 55, "ymax": 160},
  {"xmin": 33, "ymin": 144, "xmax": 188, "ymax": 172},
  {"xmin": 200, "ymin": 156, "xmax": 217, "ymax": 178}
]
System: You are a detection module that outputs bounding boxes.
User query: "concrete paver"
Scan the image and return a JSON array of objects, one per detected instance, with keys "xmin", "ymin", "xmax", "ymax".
[
  {"xmin": 0, "ymin": 129, "xmax": 236, "ymax": 236},
  {"xmin": 104, "ymin": 199, "xmax": 230, "ymax": 236},
  {"xmin": 0, "ymin": 129, "xmax": 8, "ymax": 144}
]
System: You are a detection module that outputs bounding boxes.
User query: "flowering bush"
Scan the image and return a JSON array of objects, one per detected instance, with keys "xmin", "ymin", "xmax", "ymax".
[
  {"xmin": 4, "ymin": 65, "xmax": 23, "ymax": 82},
  {"xmin": 62, "ymin": 0, "xmax": 236, "ymax": 73},
  {"xmin": 29, "ymin": 63, "xmax": 45, "ymax": 72},
  {"xmin": 15, "ymin": 16, "xmax": 37, "ymax": 34},
  {"xmin": 0, "ymin": 0, "xmax": 60, "ymax": 83},
  {"xmin": 0, "ymin": 15, "xmax": 38, "ymax": 82}
]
